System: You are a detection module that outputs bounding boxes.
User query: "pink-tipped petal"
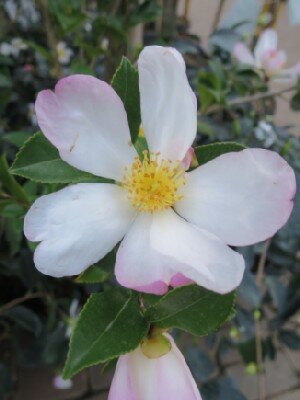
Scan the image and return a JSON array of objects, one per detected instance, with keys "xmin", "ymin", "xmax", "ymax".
[
  {"xmin": 108, "ymin": 334, "xmax": 202, "ymax": 400},
  {"xmin": 254, "ymin": 29, "xmax": 278, "ymax": 67},
  {"xmin": 116, "ymin": 210, "xmax": 244, "ymax": 295},
  {"xmin": 182, "ymin": 147, "xmax": 196, "ymax": 170},
  {"xmin": 35, "ymin": 75, "xmax": 136, "ymax": 181},
  {"xmin": 108, "ymin": 356, "xmax": 135, "ymax": 400},
  {"xmin": 170, "ymin": 273, "xmax": 194, "ymax": 288},
  {"xmin": 138, "ymin": 46, "xmax": 197, "ymax": 162},
  {"xmin": 175, "ymin": 148, "xmax": 296, "ymax": 247},
  {"xmin": 261, "ymin": 50, "xmax": 287, "ymax": 76},
  {"xmin": 24, "ymin": 184, "xmax": 135, "ymax": 277},
  {"xmin": 133, "ymin": 281, "xmax": 169, "ymax": 296},
  {"xmin": 233, "ymin": 42, "xmax": 255, "ymax": 66}
]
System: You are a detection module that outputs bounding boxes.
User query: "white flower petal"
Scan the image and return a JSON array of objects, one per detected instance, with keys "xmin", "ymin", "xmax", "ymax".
[
  {"xmin": 175, "ymin": 149, "xmax": 296, "ymax": 246},
  {"xmin": 35, "ymin": 75, "xmax": 136, "ymax": 181},
  {"xmin": 108, "ymin": 334, "xmax": 202, "ymax": 400},
  {"xmin": 24, "ymin": 183, "xmax": 135, "ymax": 277},
  {"xmin": 254, "ymin": 29, "xmax": 278, "ymax": 66},
  {"xmin": 277, "ymin": 61, "xmax": 300, "ymax": 83},
  {"xmin": 116, "ymin": 210, "xmax": 244, "ymax": 294},
  {"xmin": 233, "ymin": 42, "xmax": 255, "ymax": 65},
  {"xmin": 138, "ymin": 46, "xmax": 197, "ymax": 162}
]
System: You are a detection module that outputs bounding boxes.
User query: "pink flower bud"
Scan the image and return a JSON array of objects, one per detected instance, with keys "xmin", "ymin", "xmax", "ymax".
[{"xmin": 108, "ymin": 334, "xmax": 202, "ymax": 400}]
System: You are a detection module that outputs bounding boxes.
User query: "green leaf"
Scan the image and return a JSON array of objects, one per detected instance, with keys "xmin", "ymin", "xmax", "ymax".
[
  {"xmin": 0, "ymin": 203, "xmax": 24, "ymax": 218},
  {"xmin": 0, "ymin": 155, "xmax": 30, "ymax": 205},
  {"xmin": 145, "ymin": 285, "xmax": 235, "ymax": 336},
  {"xmin": 63, "ymin": 289, "xmax": 149, "ymax": 379},
  {"xmin": 10, "ymin": 132, "xmax": 111, "ymax": 184},
  {"xmin": 3, "ymin": 306, "xmax": 42, "ymax": 336},
  {"xmin": 76, "ymin": 250, "xmax": 115, "ymax": 284},
  {"xmin": 111, "ymin": 57, "xmax": 141, "ymax": 144},
  {"xmin": 1, "ymin": 131, "xmax": 32, "ymax": 148},
  {"xmin": 279, "ymin": 330, "xmax": 300, "ymax": 350},
  {"xmin": 194, "ymin": 142, "xmax": 245, "ymax": 166},
  {"xmin": 5, "ymin": 217, "xmax": 23, "ymax": 255},
  {"xmin": 76, "ymin": 264, "xmax": 111, "ymax": 284}
]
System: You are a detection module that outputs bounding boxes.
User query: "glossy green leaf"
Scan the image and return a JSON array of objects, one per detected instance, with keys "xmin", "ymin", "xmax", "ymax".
[
  {"xmin": 145, "ymin": 285, "xmax": 235, "ymax": 336},
  {"xmin": 279, "ymin": 330, "xmax": 300, "ymax": 350},
  {"xmin": 10, "ymin": 132, "xmax": 110, "ymax": 184},
  {"xmin": 111, "ymin": 57, "xmax": 141, "ymax": 144},
  {"xmin": 1, "ymin": 131, "xmax": 31, "ymax": 148},
  {"xmin": 76, "ymin": 248, "xmax": 115, "ymax": 284},
  {"xmin": 194, "ymin": 141, "xmax": 245, "ymax": 166},
  {"xmin": 63, "ymin": 289, "xmax": 149, "ymax": 379},
  {"xmin": 76, "ymin": 265, "xmax": 111, "ymax": 284},
  {"xmin": 0, "ymin": 155, "xmax": 29, "ymax": 205}
]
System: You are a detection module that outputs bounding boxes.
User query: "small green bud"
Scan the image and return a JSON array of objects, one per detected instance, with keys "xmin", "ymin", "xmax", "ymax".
[
  {"xmin": 253, "ymin": 309, "xmax": 261, "ymax": 321},
  {"xmin": 245, "ymin": 362, "xmax": 258, "ymax": 375},
  {"xmin": 141, "ymin": 331, "xmax": 172, "ymax": 359},
  {"xmin": 229, "ymin": 327, "xmax": 240, "ymax": 340}
]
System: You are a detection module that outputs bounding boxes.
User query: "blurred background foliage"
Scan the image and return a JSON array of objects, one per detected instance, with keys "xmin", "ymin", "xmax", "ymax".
[{"xmin": 0, "ymin": 0, "xmax": 299, "ymax": 399}]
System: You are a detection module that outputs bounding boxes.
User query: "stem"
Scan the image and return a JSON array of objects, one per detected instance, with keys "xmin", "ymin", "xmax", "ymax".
[
  {"xmin": 37, "ymin": 0, "xmax": 62, "ymax": 79},
  {"xmin": 256, "ymin": 239, "xmax": 271, "ymax": 287},
  {"xmin": 281, "ymin": 344, "xmax": 300, "ymax": 373},
  {"xmin": 265, "ymin": 385, "xmax": 300, "ymax": 400},
  {"xmin": 161, "ymin": 0, "xmax": 178, "ymax": 40},
  {"xmin": 254, "ymin": 239, "xmax": 271, "ymax": 400},
  {"xmin": 205, "ymin": 85, "xmax": 296, "ymax": 114},
  {"xmin": 211, "ymin": 0, "xmax": 227, "ymax": 33},
  {"xmin": 183, "ymin": 0, "xmax": 191, "ymax": 22},
  {"xmin": 255, "ymin": 316, "xmax": 266, "ymax": 400},
  {"xmin": 0, "ymin": 292, "xmax": 47, "ymax": 315}
]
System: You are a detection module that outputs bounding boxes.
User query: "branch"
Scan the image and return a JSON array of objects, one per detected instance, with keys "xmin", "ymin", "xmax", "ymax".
[
  {"xmin": 0, "ymin": 292, "xmax": 47, "ymax": 315},
  {"xmin": 254, "ymin": 239, "xmax": 271, "ymax": 400},
  {"xmin": 37, "ymin": 0, "xmax": 62, "ymax": 78},
  {"xmin": 265, "ymin": 385, "xmax": 300, "ymax": 400},
  {"xmin": 256, "ymin": 239, "xmax": 271, "ymax": 287},
  {"xmin": 211, "ymin": 0, "xmax": 227, "ymax": 33},
  {"xmin": 205, "ymin": 85, "xmax": 296, "ymax": 114}
]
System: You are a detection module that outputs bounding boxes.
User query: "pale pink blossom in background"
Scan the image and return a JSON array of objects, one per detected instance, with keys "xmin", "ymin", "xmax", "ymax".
[
  {"xmin": 233, "ymin": 29, "xmax": 300, "ymax": 82},
  {"xmin": 24, "ymin": 46, "xmax": 296, "ymax": 296},
  {"xmin": 108, "ymin": 334, "xmax": 202, "ymax": 400}
]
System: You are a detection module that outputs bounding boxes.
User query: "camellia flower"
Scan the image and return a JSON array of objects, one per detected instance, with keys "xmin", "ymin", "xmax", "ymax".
[
  {"xmin": 108, "ymin": 333, "xmax": 202, "ymax": 400},
  {"xmin": 24, "ymin": 46, "xmax": 296, "ymax": 295},
  {"xmin": 233, "ymin": 29, "xmax": 300, "ymax": 82}
]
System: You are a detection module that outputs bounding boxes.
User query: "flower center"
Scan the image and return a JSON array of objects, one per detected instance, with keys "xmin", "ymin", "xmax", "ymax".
[{"xmin": 122, "ymin": 151, "xmax": 185, "ymax": 212}]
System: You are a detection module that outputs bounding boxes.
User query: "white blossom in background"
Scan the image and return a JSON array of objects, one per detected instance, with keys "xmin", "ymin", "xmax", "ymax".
[
  {"xmin": 84, "ymin": 21, "xmax": 93, "ymax": 32},
  {"xmin": 56, "ymin": 42, "xmax": 73, "ymax": 65},
  {"xmin": 24, "ymin": 46, "xmax": 296, "ymax": 296},
  {"xmin": 101, "ymin": 38, "xmax": 109, "ymax": 51},
  {"xmin": 233, "ymin": 29, "xmax": 300, "ymax": 82},
  {"xmin": 0, "ymin": 38, "xmax": 27, "ymax": 57},
  {"xmin": 254, "ymin": 121, "xmax": 277, "ymax": 148},
  {"xmin": 4, "ymin": 0, "xmax": 40, "ymax": 27},
  {"xmin": 53, "ymin": 375, "xmax": 73, "ymax": 390},
  {"xmin": 65, "ymin": 298, "xmax": 80, "ymax": 338}
]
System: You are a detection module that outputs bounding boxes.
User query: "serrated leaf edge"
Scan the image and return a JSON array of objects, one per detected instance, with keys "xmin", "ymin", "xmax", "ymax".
[
  {"xmin": 145, "ymin": 286, "xmax": 236, "ymax": 337},
  {"xmin": 63, "ymin": 291, "xmax": 149, "ymax": 379}
]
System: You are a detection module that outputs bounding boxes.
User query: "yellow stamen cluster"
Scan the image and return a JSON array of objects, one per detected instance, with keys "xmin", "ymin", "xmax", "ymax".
[{"xmin": 123, "ymin": 151, "xmax": 185, "ymax": 213}]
